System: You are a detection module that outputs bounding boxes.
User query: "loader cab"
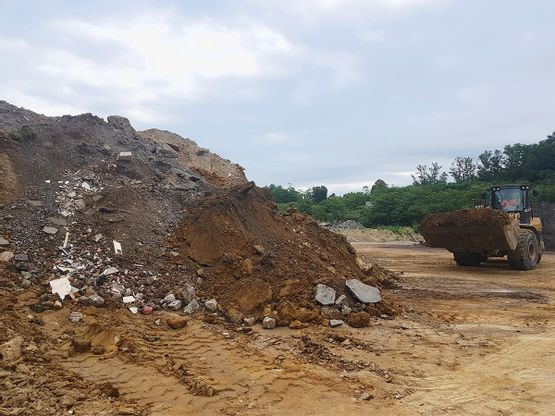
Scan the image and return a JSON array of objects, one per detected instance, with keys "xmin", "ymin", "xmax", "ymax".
[{"xmin": 490, "ymin": 185, "xmax": 532, "ymax": 223}]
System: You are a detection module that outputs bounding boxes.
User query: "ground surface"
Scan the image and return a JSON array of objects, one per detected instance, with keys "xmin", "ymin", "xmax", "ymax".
[{"xmin": 2, "ymin": 244, "xmax": 553, "ymax": 415}]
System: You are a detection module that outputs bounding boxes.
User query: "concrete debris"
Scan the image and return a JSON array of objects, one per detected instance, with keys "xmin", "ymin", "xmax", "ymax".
[
  {"xmin": 49, "ymin": 277, "xmax": 72, "ymax": 300},
  {"xmin": 262, "ymin": 317, "xmax": 277, "ymax": 329},
  {"xmin": 69, "ymin": 311, "xmax": 83, "ymax": 323},
  {"xmin": 183, "ymin": 299, "xmax": 200, "ymax": 315},
  {"xmin": 176, "ymin": 284, "xmax": 195, "ymax": 304},
  {"xmin": 93, "ymin": 233, "xmax": 103, "ymax": 242},
  {"xmin": 335, "ymin": 294, "xmax": 347, "ymax": 305},
  {"xmin": 204, "ymin": 298, "xmax": 218, "ymax": 312},
  {"xmin": 53, "ymin": 300, "xmax": 63, "ymax": 309},
  {"xmin": 329, "ymin": 319, "xmax": 344, "ymax": 327},
  {"xmin": 47, "ymin": 217, "xmax": 67, "ymax": 226},
  {"xmin": 314, "ymin": 284, "xmax": 336, "ymax": 306},
  {"xmin": 0, "ymin": 236, "xmax": 9, "ymax": 246},
  {"xmin": 167, "ymin": 300, "xmax": 183, "ymax": 310},
  {"xmin": 42, "ymin": 226, "xmax": 58, "ymax": 235},
  {"xmin": 345, "ymin": 279, "xmax": 381, "ymax": 303},
  {"xmin": 122, "ymin": 296, "xmax": 136, "ymax": 304},
  {"xmin": 89, "ymin": 295, "xmax": 105, "ymax": 307},
  {"xmin": 81, "ymin": 181, "xmax": 91, "ymax": 190},
  {"xmin": 118, "ymin": 151, "xmax": 133, "ymax": 159},
  {"xmin": 113, "ymin": 240, "xmax": 123, "ymax": 255},
  {"xmin": 128, "ymin": 307, "xmax": 139, "ymax": 314},
  {"xmin": 163, "ymin": 293, "xmax": 176, "ymax": 303},
  {"xmin": 102, "ymin": 267, "xmax": 119, "ymax": 276},
  {"xmin": 0, "ymin": 251, "xmax": 14, "ymax": 262}
]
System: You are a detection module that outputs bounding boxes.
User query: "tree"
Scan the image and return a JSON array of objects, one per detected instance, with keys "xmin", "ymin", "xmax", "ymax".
[
  {"xmin": 412, "ymin": 163, "xmax": 448, "ymax": 185},
  {"xmin": 477, "ymin": 150, "xmax": 505, "ymax": 182},
  {"xmin": 450, "ymin": 157, "xmax": 477, "ymax": 183},
  {"xmin": 370, "ymin": 179, "xmax": 388, "ymax": 196},
  {"xmin": 311, "ymin": 186, "xmax": 328, "ymax": 203}
]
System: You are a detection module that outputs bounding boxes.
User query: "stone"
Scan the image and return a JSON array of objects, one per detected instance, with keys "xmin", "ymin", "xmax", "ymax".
[
  {"xmin": 20, "ymin": 279, "xmax": 32, "ymax": 289},
  {"xmin": 69, "ymin": 311, "xmax": 83, "ymax": 323},
  {"xmin": 167, "ymin": 315, "xmax": 189, "ymax": 329},
  {"xmin": 168, "ymin": 300, "xmax": 183, "ymax": 310},
  {"xmin": 163, "ymin": 293, "xmax": 176, "ymax": 303},
  {"xmin": 89, "ymin": 295, "xmax": 105, "ymax": 307},
  {"xmin": 183, "ymin": 299, "xmax": 200, "ymax": 315},
  {"xmin": 253, "ymin": 245, "xmax": 266, "ymax": 255},
  {"xmin": 14, "ymin": 253, "xmax": 28, "ymax": 262},
  {"xmin": 347, "ymin": 311, "xmax": 371, "ymax": 328},
  {"xmin": 345, "ymin": 279, "xmax": 381, "ymax": 303},
  {"xmin": 0, "ymin": 237, "xmax": 9, "ymax": 246},
  {"xmin": 75, "ymin": 199, "xmax": 86, "ymax": 210},
  {"xmin": 53, "ymin": 300, "xmax": 63, "ymax": 309},
  {"xmin": 329, "ymin": 319, "xmax": 344, "ymax": 327},
  {"xmin": 102, "ymin": 267, "xmax": 119, "ymax": 276},
  {"xmin": 176, "ymin": 284, "xmax": 195, "ymax": 304},
  {"xmin": 335, "ymin": 294, "xmax": 347, "ymax": 305},
  {"xmin": 243, "ymin": 317, "xmax": 256, "ymax": 326},
  {"xmin": 15, "ymin": 262, "xmax": 31, "ymax": 271},
  {"xmin": 314, "ymin": 284, "xmax": 336, "ymax": 306},
  {"xmin": 1, "ymin": 336, "xmax": 23, "ymax": 364},
  {"xmin": 42, "ymin": 226, "xmax": 58, "ymax": 235},
  {"xmin": 0, "ymin": 251, "xmax": 14, "ymax": 262},
  {"xmin": 341, "ymin": 305, "xmax": 352, "ymax": 316},
  {"xmin": 204, "ymin": 299, "xmax": 218, "ymax": 312},
  {"xmin": 128, "ymin": 307, "xmax": 139, "ymax": 314},
  {"xmin": 262, "ymin": 317, "xmax": 277, "ymax": 329}
]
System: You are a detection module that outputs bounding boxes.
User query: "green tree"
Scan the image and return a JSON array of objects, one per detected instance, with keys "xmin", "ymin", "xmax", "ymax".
[
  {"xmin": 310, "ymin": 186, "xmax": 328, "ymax": 203},
  {"xmin": 450, "ymin": 157, "xmax": 477, "ymax": 183}
]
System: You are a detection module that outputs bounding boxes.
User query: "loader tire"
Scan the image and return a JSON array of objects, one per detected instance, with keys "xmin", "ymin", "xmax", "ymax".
[
  {"xmin": 453, "ymin": 252, "xmax": 482, "ymax": 267},
  {"xmin": 508, "ymin": 230, "xmax": 540, "ymax": 270}
]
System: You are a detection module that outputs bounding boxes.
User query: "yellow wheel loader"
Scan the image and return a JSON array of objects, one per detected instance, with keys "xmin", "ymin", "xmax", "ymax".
[{"xmin": 420, "ymin": 185, "xmax": 544, "ymax": 270}]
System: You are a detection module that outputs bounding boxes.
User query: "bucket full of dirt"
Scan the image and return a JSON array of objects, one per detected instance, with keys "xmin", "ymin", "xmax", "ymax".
[{"xmin": 419, "ymin": 208, "xmax": 521, "ymax": 253}]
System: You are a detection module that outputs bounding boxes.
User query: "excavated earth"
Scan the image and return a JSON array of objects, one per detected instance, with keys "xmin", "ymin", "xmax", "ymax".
[{"xmin": 420, "ymin": 207, "xmax": 514, "ymax": 228}]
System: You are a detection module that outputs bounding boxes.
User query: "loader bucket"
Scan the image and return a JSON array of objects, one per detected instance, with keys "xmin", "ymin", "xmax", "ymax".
[{"xmin": 419, "ymin": 208, "xmax": 520, "ymax": 253}]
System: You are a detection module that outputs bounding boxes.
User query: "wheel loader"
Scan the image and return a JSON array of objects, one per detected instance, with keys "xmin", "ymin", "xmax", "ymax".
[{"xmin": 419, "ymin": 185, "xmax": 544, "ymax": 270}]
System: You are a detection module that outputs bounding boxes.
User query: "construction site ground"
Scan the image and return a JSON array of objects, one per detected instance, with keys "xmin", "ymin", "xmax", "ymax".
[{"xmin": 3, "ymin": 242, "xmax": 553, "ymax": 416}]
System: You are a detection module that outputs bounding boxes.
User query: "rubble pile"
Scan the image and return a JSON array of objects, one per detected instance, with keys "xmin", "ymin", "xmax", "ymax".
[
  {"xmin": 0, "ymin": 101, "xmax": 392, "ymax": 328},
  {"xmin": 329, "ymin": 220, "xmax": 366, "ymax": 230}
]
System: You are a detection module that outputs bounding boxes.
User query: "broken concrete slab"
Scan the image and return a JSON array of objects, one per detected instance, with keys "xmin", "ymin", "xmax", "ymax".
[
  {"xmin": 346, "ymin": 279, "xmax": 381, "ymax": 303},
  {"xmin": 42, "ymin": 226, "xmax": 58, "ymax": 235},
  {"xmin": 122, "ymin": 296, "xmax": 135, "ymax": 304},
  {"xmin": 314, "ymin": 283, "xmax": 336, "ymax": 306},
  {"xmin": 50, "ymin": 277, "xmax": 72, "ymax": 300}
]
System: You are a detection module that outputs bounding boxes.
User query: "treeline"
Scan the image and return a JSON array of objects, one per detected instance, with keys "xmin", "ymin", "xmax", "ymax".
[{"xmin": 266, "ymin": 133, "xmax": 555, "ymax": 227}]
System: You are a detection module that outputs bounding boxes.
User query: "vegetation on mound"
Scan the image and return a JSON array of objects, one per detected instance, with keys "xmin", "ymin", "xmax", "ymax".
[{"xmin": 266, "ymin": 132, "xmax": 555, "ymax": 227}]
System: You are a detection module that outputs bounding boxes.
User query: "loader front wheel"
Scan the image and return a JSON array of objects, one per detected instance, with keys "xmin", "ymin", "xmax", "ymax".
[
  {"xmin": 508, "ymin": 230, "xmax": 540, "ymax": 270},
  {"xmin": 453, "ymin": 252, "xmax": 482, "ymax": 267}
]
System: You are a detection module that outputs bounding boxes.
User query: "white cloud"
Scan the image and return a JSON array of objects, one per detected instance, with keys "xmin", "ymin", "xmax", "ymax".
[{"xmin": 256, "ymin": 132, "xmax": 290, "ymax": 144}]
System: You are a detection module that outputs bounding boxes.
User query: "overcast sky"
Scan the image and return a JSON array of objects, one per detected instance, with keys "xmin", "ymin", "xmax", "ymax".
[{"xmin": 2, "ymin": 0, "xmax": 555, "ymax": 193}]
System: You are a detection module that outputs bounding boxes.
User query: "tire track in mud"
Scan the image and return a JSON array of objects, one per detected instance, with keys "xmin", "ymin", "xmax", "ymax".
[{"xmin": 64, "ymin": 320, "xmax": 369, "ymax": 415}]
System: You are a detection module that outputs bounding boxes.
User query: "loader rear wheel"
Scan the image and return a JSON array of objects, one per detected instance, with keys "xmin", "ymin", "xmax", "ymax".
[
  {"xmin": 453, "ymin": 252, "xmax": 482, "ymax": 267},
  {"xmin": 508, "ymin": 230, "xmax": 540, "ymax": 270}
]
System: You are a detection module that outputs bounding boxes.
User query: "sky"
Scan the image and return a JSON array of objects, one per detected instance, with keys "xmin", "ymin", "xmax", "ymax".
[{"xmin": 2, "ymin": 0, "xmax": 555, "ymax": 194}]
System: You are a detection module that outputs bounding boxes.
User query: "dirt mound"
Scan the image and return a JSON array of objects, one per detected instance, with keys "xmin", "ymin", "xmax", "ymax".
[
  {"xmin": 139, "ymin": 128, "xmax": 247, "ymax": 187},
  {"xmin": 169, "ymin": 184, "xmax": 380, "ymax": 322},
  {"xmin": 420, "ymin": 208, "xmax": 514, "ymax": 228}
]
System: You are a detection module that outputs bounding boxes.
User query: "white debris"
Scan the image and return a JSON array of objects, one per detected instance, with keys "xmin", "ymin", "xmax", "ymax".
[
  {"xmin": 129, "ymin": 307, "xmax": 139, "ymax": 314},
  {"xmin": 50, "ymin": 277, "xmax": 72, "ymax": 300},
  {"xmin": 45, "ymin": 180, "xmax": 51, "ymax": 184},
  {"xmin": 94, "ymin": 233, "xmax": 103, "ymax": 242},
  {"xmin": 113, "ymin": 240, "xmax": 122, "ymax": 255},
  {"xmin": 63, "ymin": 232, "xmax": 70, "ymax": 249},
  {"xmin": 56, "ymin": 265, "xmax": 75, "ymax": 273},
  {"xmin": 122, "ymin": 296, "xmax": 135, "ymax": 304},
  {"xmin": 42, "ymin": 226, "xmax": 58, "ymax": 235},
  {"xmin": 60, "ymin": 210, "xmax": 71, "ymax": 218},
  {"xmin": 118, "ymin": 151, "xmax": 132, "ymax": 159},
  {"xmin": 81, "ymin": 181, "xmax": 91, "ymax": 190},
  {"xmin": 102, "ymin": 266, "xmax": 119, "ymax": 276}
]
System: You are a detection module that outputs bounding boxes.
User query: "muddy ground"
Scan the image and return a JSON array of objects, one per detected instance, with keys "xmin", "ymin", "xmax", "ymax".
[{"xmin": 2, "ymin": 244, "xmax": 553, "ymax": 415}]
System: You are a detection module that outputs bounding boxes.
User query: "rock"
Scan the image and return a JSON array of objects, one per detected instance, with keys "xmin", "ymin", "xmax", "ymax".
[
  {"xmin": 167, "ymin": 315, "xmax": 188, "ymax": 329},
  {"xmin": 15, "ymin": 262, "xmax": 31, "ymax": 271},
  {"xmin": 314, "ymin": 284, "xmax": 336, "ymax": 306},
  {"xmin": 176, "ymin": 284, "xmax": 195, "ymax": 304},
  {"xmin": 243, "ymin": 317, "xmax": 256, "ymax": 326},
  {"xmin": 102, "ymin": 267, "xmax": 119, "ymax": 276},
  {"xmin": 341, "ymin": 305, "xmax": 352, "ymax": 316},
  {"xmin": 1, "ymin": 336, "xmax": 23, "ymax": 364},
  {"xmin": 42, "ymin": 226, "xmax": 58, "ymax": 235},
  {"xmin": 329, "ymin": 319, "xmax": 344, "ymax": 327},
  {"xmin": 335, "ymin": 294, "xmax": 347, "ymax": 305},
  {"xmin": 262, "ymin": 317, "xmax": 277, "ymax": 329},
  {"xmin": 69, "ymin": 311, "xmax": 83, "ymax": 323},
  {"xmin": 347, "ymin": 311, "xmax": 371, "ymax": 328},
  {"xmin": 253, "ymin": 245, "xmax": 266, "ymax": 255},
  {"xmin": 89, "ymin": 295, "xmax": 105, "ymax": 307},
  {"xmin": 167, "ymin": 300, "xmax": 183, "ymax": 310},
  {"xmin": 128, "ymin": 307, "xmax": 139, "ymax": 314},
  {"xmin": 358, "ymin": 392, "xmax": 373, "ymax": 401},
  {"xmin": 183, "ymin": 299, "xmax": 200, "ymax": 315},
  {"xmin": 122, "ymin": 296, "xmax": 135, "ymax": 304},
  {"xmin": 345, "ymin": 279, "xmax": 381, "ymax": 303},
  {"xmin": 204, "ymin": 299, "xmax": 218, "ymax": 312},
  {"xmin": 20, "ymin": 279, "xmax": 32, "ymax": 289},
  {"xmin": 163, "ymin": 293, "xmax": 176, "ymax": 303},
  {"xmin": 53, "ymin": 300, "xmax": 63, "ymax": 309},
  {"xmin": 74, "ymin": 199, "xmax": 86, "ymax": 210},
  {"xmin": 0, "ymin": 237, "xmax": 9, "ymax": 246},
  {"xmin": 14, "ymin": 253, "xmax": 28, "ymax": 262},
  {"xmin": 0, "ymin": 251, "xmax": 14, "ymax": 262}
]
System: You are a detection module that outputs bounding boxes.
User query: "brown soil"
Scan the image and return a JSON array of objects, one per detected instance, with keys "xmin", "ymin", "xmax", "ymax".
[
  {"xmin": 0, "ymin": 149, "xmax": 18, "ymax": 205},
  {"xmin": 170, "ymin": 184, "xmax": 374, "ymax": 322},
  {"xmin": 420, "ymin": 207, "xmax": 514, "ymax": 228}
]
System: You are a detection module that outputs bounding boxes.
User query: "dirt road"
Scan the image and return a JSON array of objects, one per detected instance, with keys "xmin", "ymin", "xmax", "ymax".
[{"xmin": 2, "ymin": 244, "xmax": 553, "ymax": 415}]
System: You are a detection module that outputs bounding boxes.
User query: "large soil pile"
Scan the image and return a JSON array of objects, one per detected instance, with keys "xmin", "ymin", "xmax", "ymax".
[
  {"xmin": 169, "ymin": 184, "xmax": 373, "ymax": 322},
  {"xmin": 0, "ymin": 100, "xmax": 389, "ymax": 326},
  {"xmin": 421, "ymin": 208, "xmax": 514, "ymax": 228}
]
